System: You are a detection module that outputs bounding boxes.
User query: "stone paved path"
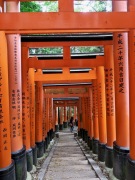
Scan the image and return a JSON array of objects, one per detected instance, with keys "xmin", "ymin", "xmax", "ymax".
[{"xmin": 44, "ymin": 130, "xmax": 100, "ymax": 180}]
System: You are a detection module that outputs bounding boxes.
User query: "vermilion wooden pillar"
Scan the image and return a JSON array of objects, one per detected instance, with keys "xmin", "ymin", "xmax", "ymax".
[
  {"xmin": 6, "ymin": 1, "xmax": 27, "ymax": 178},
  {"xmin": 52, "ymin": 104, "xmax": 55, "ymax": 134},
  {"xmin": 69, "ymin": 106, "xmax": 72, "ymax": 120},
  {"xmin": 127, "ymin": 2, "xmax": 135, "ymax": 178},
  {"xmin": 0, "ymin": 31, "xmax": 15, "ymax": 179},
  {"xmin": 128, "ymin": 0, "xmax": 135, "ymax": 11},
  {"xmin": 29, "ymin": 68, "xmax": 37, "ymax": 165},
  {"xmin": 113, "ymin": 1, "xmax": 129, "ymax": 179},
  {"xmin": 74, "ymin": 105, "xmax": 78, "ymax": 128},
  {"xmin": 59, "ymin": 107, "xmax": 64, "ymax": 130},
  {"xmin": 29, "ymin": 68, "xmax": 36, "ymax": 156},
  {"xmin": 97, "ymin": 66, "xmax": 107, "ymax": 162},
  {"xmin": 22, "ymin": 46, "xmax": 33, "ymax": 172},
  {"xmin": 104, "ymin": 45, "xmax": 116, "ymax": 168},
  {"xmin": 81, "ymin": 97, "xmax": 86, "ymax": 141},
  {"xmin": 87, "ymin": 88, "xmax": 93, "ymax": 150},
  {"xmin": 76, "ymin": 102, "xmax": 79, "ymax": 126},
  {"xmin": 44, "ymin": 98, "xmax": 49, "ymax": 149},
  {"xmin": 74, "ymin": 106, "xmax": 77, "ymax": 120},
  {"xmin": 84, "ymin": 97, "xmax": 89, "ymax": 143},
  {"xmin": 35, "ymin": 71, "xmax": 44, "ymax": 158},
  {"xmin": 64, "ymin": 106, "xmax": 68, "ymax": 128},
  {"xmin": 42, "ymin": 94, "xmax": 46, "ymax": 152},
  {"xmin": 49, "ymin": 98, "xmax": 54, "ymax": 141},
  {"xmin": 59, "ymin": 0, "xmax": 73, "ymax": 12},
  {"xmin": 78, "ymin": 98, "xmax": 82, "ymax": 137},
  {"xmin": 92, "ymin": 80, "xmax": 99, "ymax": 154},
  {"xmin": 55, "ymin": 107, "xmax": 59, "ymax": 132}
]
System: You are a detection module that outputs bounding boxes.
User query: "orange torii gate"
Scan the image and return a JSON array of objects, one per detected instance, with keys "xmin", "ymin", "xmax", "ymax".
[
  {"xmin": 53, "ymin": 99, "xmax": 79, "ymax": 130},
  {"xmin": 0, "ymin": 0, "xmax": 135, "ymax": 180}
]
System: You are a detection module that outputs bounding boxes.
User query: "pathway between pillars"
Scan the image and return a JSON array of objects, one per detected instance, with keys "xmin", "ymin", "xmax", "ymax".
[{"xmin": 42, "ymin": 128, "xmax": 101, "ymax": 180}]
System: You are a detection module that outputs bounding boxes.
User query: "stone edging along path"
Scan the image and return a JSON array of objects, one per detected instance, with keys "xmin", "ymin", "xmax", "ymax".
[
  {"xmin": 37, "ymin": 138, "xmax": 59, "ymax": 180},
  {"xmin": 75, "ymin": 137, "xmax": 108, "ymax": 180}
]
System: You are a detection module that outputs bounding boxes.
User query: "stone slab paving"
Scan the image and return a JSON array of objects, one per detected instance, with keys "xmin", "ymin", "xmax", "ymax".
[{"xmin": 44, "ymin": 130, "xmax": 100, "ymax": 180}]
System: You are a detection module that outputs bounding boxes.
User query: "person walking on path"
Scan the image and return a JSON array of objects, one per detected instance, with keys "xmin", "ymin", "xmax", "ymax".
[{"xmin": 69, "ymin": 116, "xmax": 74, "ymax": 132}]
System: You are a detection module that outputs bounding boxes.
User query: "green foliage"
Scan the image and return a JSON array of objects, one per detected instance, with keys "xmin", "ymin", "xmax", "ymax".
[
  {"xmin": 74, "ymin": 1, "xmax": 111, "ymax": 12},
  {"xmin": 20, "ymin": 1, "xmax": 58, "ymax": 12},
  {"xmin": 43, "ymin": 1, "xmax": 58, "ymax": 12},
  {"xmin": 29, "ymin": 46, "xmax": 103, "ymax": 55},
  {"xmin": 20, "ymin": 2, "xmax": 42, "ymax": 12},
  {"xmin": 29, "ymin": 47, "xmax": 63, "ymax": 54},
  {"xmin": 71, "ymin": 46, "xmax": 103, "ymax": 54}
]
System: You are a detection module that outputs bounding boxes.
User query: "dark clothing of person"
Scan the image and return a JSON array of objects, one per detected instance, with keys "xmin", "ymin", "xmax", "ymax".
[
  {"xmin": 75, "ymin": 119, "xmax": 78, "ymax": 126},
  {"xmin": 70, "ymin": 118, "xmax": 73, "ymax": 126},
  {"xmin": 70, "ymin": 117, "xmax": 74, "ymax": 132}
]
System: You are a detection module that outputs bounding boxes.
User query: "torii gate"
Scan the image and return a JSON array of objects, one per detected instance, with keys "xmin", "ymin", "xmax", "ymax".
[{"xmin": 0, "ymin": 0, "xmax": 135, "ymax": 180}]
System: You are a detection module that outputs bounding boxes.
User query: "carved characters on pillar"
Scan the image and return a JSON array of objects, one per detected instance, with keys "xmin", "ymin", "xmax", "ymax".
[
  {"xmin": 22, "ymin": 76, "xmax": 30, "ymax": 142},
  {"xmin": 0, "ymin": 68, "xmax": 3, "ymax": 125},
  {"xmin": 11, "ymin": 89, "xmax": 21, "ymax": 138},
  {"xmin": 105, "ymin": 68, "xmax": 115, "ymax": 117},
  {"xmin": 0, "ymin": 68, "xmax": 8, "ymax": 152},
  {"xmin": 92, "ymin": 81, "xmax": 98, "ymax": 120},
  {"xmin": 98, "ymin": 82, "xmax": 103, "ymax": 118},
  {"xmin": 13, "ymin": 36, "xmax": 18, "ymax": 84},
  {"xmin": 0, "ymin": 32, "xmax": 11, "ymax": 168},
  {"xmin": 117, "ymin": 33, "xmax": 125, "ymax": 93}
]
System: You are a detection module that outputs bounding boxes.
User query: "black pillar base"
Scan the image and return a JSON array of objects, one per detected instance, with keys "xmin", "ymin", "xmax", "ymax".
[
  {"xmin": 82, "ymin": 129, "xmax": 85, "ymax": 141},
  {"xmin": 59, "ymin": 124, "xmax": 63, "ymax": 130},
  {"xmin": 52, "ymin": 130, "xmax": 55, "ymax": 139},
  {"xmin": 32, "ymin": 145, "xmax": 37, "ymax": 166},
  {"xmin": 43, "ymin": 141, "xmax": 46, "ymax": 153},
  {"xmin": 78, "ymin": 129, "xmax": 81, "ymax": 137},
  {"xmin": 63, "ymin": 121, "xmax": 68, "ymax": 128},
  {"xmin": 80, "ymin": 128, "xmax": 83, "ymax": 139},
  {"xmin": 50, "ymin": 129, "xmax": 53, "ymax": 141},
  {"xmin": 47, "ymin": 131, "xmax": 51, "ymax": 144},
  {"xmin": 87, "ymin": 136, "xmax": 90, "ymax": 148},
  {"xmin": 45, "ymin": 137, "xmax": 49, "ymax": 149},
  {"xmin": 0, "ymin": 160, "xmax": 15, "ymax": 180},
  {"xmin": 98, "ymin": 142, "xmax": 106, "ymax": 162},
  {"xmin": 113, "ymin": 141, "xmax": 129, "ymax": 180},
  {"xmin": 26, "ymin": 148, "xmax": 33, "ymax": 172},
  {"xmin": 127, "ymin": 155, "xmax": 135, "ymax": 180},
  {"xmin": 84, "ymin": 130, "xmax": 88, "ymax": 143},
  {"xmin": 105, "ymin": 145, "xmax": 113, "ymax": 168},
  {"xmin": 88, "ymin": 137, "xmax": 93, "ymax": 150},
  {"xmin": 36, "ymin": 141, "xmax": 44, "ymax": 158},
  {"xmin": 12, "ymin": 146, "xmax": 27, "ymax": 180},
  {"xmin": 55, "ymin": 125, "xmax": 59, "ymax": 132},
  {"xmin": 92, "ymin": 138, "xmax": 99, "ymax": 154}
]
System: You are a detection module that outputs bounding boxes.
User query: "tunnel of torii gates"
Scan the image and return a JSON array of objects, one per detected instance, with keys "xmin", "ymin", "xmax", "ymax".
[{"xmin": 1, "ymin": 0, "xmax": 135, "ymax": 180}]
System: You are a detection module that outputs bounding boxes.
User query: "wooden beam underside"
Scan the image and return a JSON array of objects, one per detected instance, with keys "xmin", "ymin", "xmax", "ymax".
[
  {"xmin": 43, "ymin": 85, "xmax": 91, "ymax": 89},
  {"xmin": 0, "ymin": 12, "xmax": 135, "ymax": 33},
  {"xmin": 28, "ymin": 56, "xmax": 104, "ymax": 69},
  {"xmin": 44, "ymin": 93, "xmax": 88, "ymax": 98},
  {"xmin": 22, "ymin": 41, "xmax": 113, "ymax": 47},
  {"xmin": 35, "ymin": 68, "xmax": 96, "ymax": 83}
]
